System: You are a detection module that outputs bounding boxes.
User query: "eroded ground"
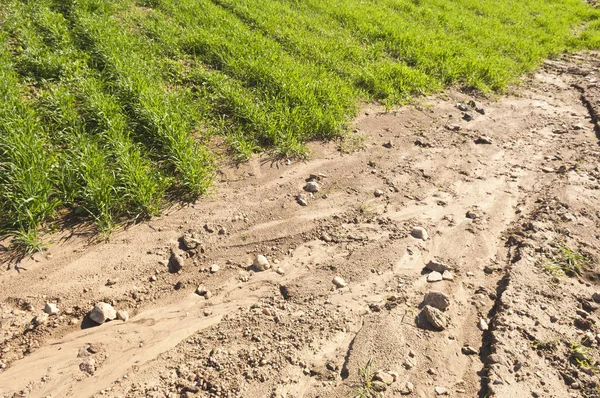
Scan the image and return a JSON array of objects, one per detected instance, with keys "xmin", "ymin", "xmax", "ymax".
[{"xmin": 2, "ymin": 53, "xmax": 600, "ymax": 398}]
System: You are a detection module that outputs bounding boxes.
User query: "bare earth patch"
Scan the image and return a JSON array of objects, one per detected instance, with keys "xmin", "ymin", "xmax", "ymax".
[{"xmin": 2, "ymin": 53, "xmax": 600, "ymax": 398}]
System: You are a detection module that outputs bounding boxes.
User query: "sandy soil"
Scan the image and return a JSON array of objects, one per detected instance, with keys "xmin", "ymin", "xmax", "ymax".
[{"xmin": 1, "ymin": 53, "xmax": 600, "ymax": 398}]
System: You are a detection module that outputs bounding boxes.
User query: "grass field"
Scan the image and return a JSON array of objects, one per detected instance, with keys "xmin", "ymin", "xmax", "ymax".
[{"xmin": 1, "ymin": 0, "xmax": 599, "ymax": 253}]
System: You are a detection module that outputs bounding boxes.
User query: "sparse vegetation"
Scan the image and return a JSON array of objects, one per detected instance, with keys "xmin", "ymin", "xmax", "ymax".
[
  {"xmin": 354, "ymin": 359, "xmax": 381, "ymax": 398},
  {"xmin": 570, "ymin": 342, "xmax": 597, "ymax": 371},
  {"xmin": 2, "ymin": 0, "xmax": 600, "ymax": 252},
  {"xmin": 545, "ymin": 244, "xmax": 590, "ymax": 278}
]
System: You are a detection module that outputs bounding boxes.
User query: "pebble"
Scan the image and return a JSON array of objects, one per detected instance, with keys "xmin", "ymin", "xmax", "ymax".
[
  {"xmin": 203, "ymin": 309, "xmax": 213, "ymax": 317},
  {"xmin": 44, "ymin": 303, "xmax": 59, "ymax": 315},
  {"xmin": 168, "ymin": 252, "xmax": 185, "ymax": 273},
  {"xmin": 373, "ymin": 371, "xmax": 394, "ymax": 385},
  {"xmin": 196, "ymin": 285, "xmax": 208, "ymax": 296},
  {"xmin": 475, "ymin": 136, "xmax": 493, "ymax": 144},
  {"xmin": 479, "ymin": 318, "xmax": 489, "ymax": 331},
  {"xmin": 304, "ymin": 181, "xmax": 320, "ymax": 193},
  {"xmin": 276, "ymin": 267, "xmax": 285, "ymax": 275},
  {"xmin": 462, "ymin": 346, "xmax": 478, "ymax": 355},
  {"xmin": 210, "ymin": 264, "xmax": 220, "ymax": 273},
  {"xmin": 181, "ymin": 236, "xmax": 202, "ymax": 250},
  {"xmin": 426, "ymin": 259, "xmax": 451, "ymax": 273},
  {"xmin": 411, "ymin": 226, "xmax": 429, "ymax": 240},
  {"xmin": 442, "ymin": 270, "xmax": 454, "ymax": 281},
  {"xmin": 296, "ymin": 194, "xmax": 308, "ymax": 206},
  {"xmin": 89, "ymin": 302, "xmax": 117, "ymax": 325},
  {"xmin": 374, "ymin": 189, "xmax": 385, "ymax": 198},
  {"xmin": 401, "ymin": 381, "xmax": 415, "ymax": 395},
  {"xmin": 79, "ymin": 358, "xmax": 96, "ymax": 375},
  {"xmin": 32, "ymin": 313, "xmax": 49, "ymax": 327},
  {"xmin": 421, "ymin": 291, "xmax": 450, "ymax": 311},
  {"xmin": 427, "ymin": 271, "xmax": 443, "ymax": 283},
  {"xmin": 149, "ymin": 275, "xmax": 157, "ymax": 282},
  {"xmin": 466, "ymin": 211, "xmax": 478, "ymax": 219},
  {"xmin": 541, "ymin": 167, "xmax": 555, "ymax": 173},
  {"xmin": 435, "ymin": 386, "xmax": 448, "ymax": 395},
  {"xmin": 116, "ymin": 310, "xmax": 129, "ymax": 322},
  {"xmin": 253, "ymin": 255, "xmax": 271, "ymax": 272},
  {"xmin": 320, "ymin": 233, "xmax": 332, "ymax": 242},
  {"xmin": 592, "ymin": 292, "xmax": 600, "ymax": 303},
  {"xmin": 332, "ymin": 276, "xmax": 347, "ymax": 288},
  {"xmin": 421, "ymin": 305, "xmax": 447, "ymax": 330}
]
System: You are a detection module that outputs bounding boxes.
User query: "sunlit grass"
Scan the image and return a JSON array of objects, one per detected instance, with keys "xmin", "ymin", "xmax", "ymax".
[{"xmin": 1, "ymin": 0, "xmax": 600, "ymax": 253}]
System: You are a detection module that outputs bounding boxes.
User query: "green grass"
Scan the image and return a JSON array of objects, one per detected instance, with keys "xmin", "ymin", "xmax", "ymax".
[
  {"xmin": 354, "ymin": 359, "xmax": 382, "ymax": 398},
  {"xmin": 544, "ymin": 244, "xmax": 590, "ymax": 278},
  {"xmin": 1, "ymin": 0, "xmax": 600, "ymax": 253}
]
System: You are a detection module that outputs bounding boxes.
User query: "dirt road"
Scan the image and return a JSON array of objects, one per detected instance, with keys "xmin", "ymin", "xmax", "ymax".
[{"xmin": 1, "ymin": 53, "xmax": 600, "ymax": 398}]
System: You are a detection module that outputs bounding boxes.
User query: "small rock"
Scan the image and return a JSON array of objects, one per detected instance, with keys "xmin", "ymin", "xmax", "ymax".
[
  {"xmin": 383, "ymin": 141, "xmax": 394, "ymax": 149},
  {"xmin": 421, "ymin": 291, "xmax": 450, "ymax": 311},
  {"xmin": 466, "ymin": 211, "xmax": 478, "ymax": 219},
  {"xmin": 426, "ymin": 259, "xmax": 451, "ymax": 273},
  {"xmin": 575, "ymin": 317, "xmax": 592, "ymax": 330},
  {"xmin": 401, "ymin": 381, "xmax": 415, "ymax": 395},
  {"xmin": 320, "ymin": 233, "xmax": 332, "ymax": 242},
  {"xmin": 105, "ymin": 279, "xmax": 117, "ymax": 286},
  {"xmin": 435, "ymin": 386, "xmax": 448, "ymax": 395},
  {"xmin": 168, "ymin": 252, "xmax": 185, "ymax": 273},
  {"xmin": 116, "ymin": 310, "xmax": 129, "ymax": 322},
  {"xmin": 44, "ymin": 303, "xmax": 59, "ymax": 315},
  {"xmin": 411, "ymin": 226, "xmax": 429, "ymax": 240},
  {"xmin": 475, "ymin": 136, "xmax": 493, "ymax": 144},
  {"xmin": 479, "ymin": 318, "xmax": 489, "ymax": 331},
  {"xmin": 421, "ymin": 305, "xmax": 448, "ymax": 330},
  {"xmin": 276, "ymin": 267, "xmax": 285, "ymax": 275},
  {"xmin": 196, "ymin": 285, "xmax": 208, "ymax": 296},
  {"xmin": 541, "ymin": 167, "xmax": 555, "ymax": 173},
  {"xmin": 373, "ymin": 371, "xmax": 395, "ymax": 385},
  {"xmin": 462, "ymin": 346, "xmax": 478, "ymax": 355},
  {"xmin": 442, "ymin": 271, "xmax": 454, "ymax": 281},
  {"xmin": 149, "ymin": 275, "xmax": 157, "ymax": 282},
  {"xmin": 204, "ymin": 223, "xmax": 215, "ymax": 233},
  {"xmin": 32, "ymin": 313, "xmax": 49, "ymax": 327},
  {"xmin": 427, "ymin": 271, "xmax": 443, "ymax": 283},
  {"xmin": 89, "ymin": 302, "xmax": 117, "ymax": 325},
  {"xmin": 210, "ymin": 264, "xmax": 220, "ymax": 273},
  {"xmin": 296, "ymin": 194, "xmax": 308, "ymax": 206},
  {"xmin": 203, "ymin": 308, "xmax": 213, "ymax": 317},
  {"xmin": 79, "ymin": 358, "xmax": 96, "ymax": 375},
  {"xmin": 374, "ymin": 189, "xmax": 385, "ymax": 198},
  {"xmin": 253, "ymin": 255, "xmax": 271, "ymax": 272},
  {"xmin": 304, "ymin": 181, "xmax": 320, "ymax": 193},
  {"xmin": 332, "ymin": 276, "xmax": 347, "ymax": 288},
  {"xmin": 592, "ymin": 292, "xmax": 600, "ymax": 304},
  {"xmin": 180, "ymin": 235, "xmax": 201, "ymax": 250}
]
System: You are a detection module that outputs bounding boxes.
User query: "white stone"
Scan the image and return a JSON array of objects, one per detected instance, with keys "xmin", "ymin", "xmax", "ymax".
[
  {"xmin": 116, "ymin": 310, "xmax": 129, "ymax": 322},
  {"xmin": 442, "ymin": 270, "xmax": 454, "ymax": 281},
  {"xmin": 304, "ymin": 181, "xmax": 320, "ymax": 192},
  {"xmin": 44, "ymin": 302, "xmax": 59, "ymax": 315},
  {"xmin": 411, "ymin": 226, "xmax": 429, "ymax": 240},
  {"xmin": 332, "ymin": 276, "xmax": 347, "ymax": 288},
  {"xmin": 253, "ymin": 255, "xmax": 271, "ymax": 271},
  {"xmin": 427, "ymin": 271, "xmax": 443, "ymax": 282},
  {"xmin": 89, "ymin": 302, "xmax": 117, "ymax": 325}
]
